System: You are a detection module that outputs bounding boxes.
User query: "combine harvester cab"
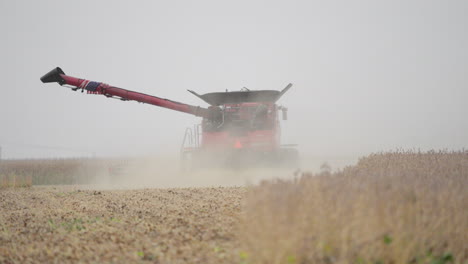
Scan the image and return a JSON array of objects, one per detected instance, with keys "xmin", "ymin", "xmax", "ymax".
[{"xmin": 41, "ymin": 67, "xmax": 299, "ymax": 170}]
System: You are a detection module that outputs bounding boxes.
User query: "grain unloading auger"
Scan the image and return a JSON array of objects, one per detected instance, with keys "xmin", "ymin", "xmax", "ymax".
[{"xmin": 41, "ymin": 67, "xmax": 299, "ymax": 169}]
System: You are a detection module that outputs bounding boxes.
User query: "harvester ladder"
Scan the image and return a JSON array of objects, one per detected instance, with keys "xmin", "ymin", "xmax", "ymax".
[{"xmin": 180, "ymin": 124, "xmax": 201, "ymax": 154}]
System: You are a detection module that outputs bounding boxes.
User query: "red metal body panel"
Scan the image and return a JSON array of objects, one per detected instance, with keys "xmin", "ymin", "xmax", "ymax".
[{"xmin": 202, "ymin": 130, "xmax": 278, "ymax": 150}]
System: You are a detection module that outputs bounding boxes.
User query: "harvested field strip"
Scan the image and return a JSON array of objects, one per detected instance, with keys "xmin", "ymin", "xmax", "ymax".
[{"xmin": 0, "ymin": 186, "xmax": 245, "ymax": 263}]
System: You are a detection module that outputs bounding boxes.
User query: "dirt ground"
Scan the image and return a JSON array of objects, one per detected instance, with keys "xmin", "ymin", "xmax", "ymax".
[{"xmin": 0, "ymin": 186, "xmax": 245, "ymax": 264}]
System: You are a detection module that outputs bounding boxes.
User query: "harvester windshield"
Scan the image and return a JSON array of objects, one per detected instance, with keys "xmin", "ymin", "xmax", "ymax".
[{"xmin": 203, "ymin": 103, "xmax": 274, "ymax": 133}]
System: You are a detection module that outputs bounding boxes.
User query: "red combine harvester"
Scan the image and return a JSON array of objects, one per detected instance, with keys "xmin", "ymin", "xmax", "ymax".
[{"xmin": 40, "ymin": 67, "xmax": 298, "ymax": 169}]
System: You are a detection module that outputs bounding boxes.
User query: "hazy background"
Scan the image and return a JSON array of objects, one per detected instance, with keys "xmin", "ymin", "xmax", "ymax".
[{"xmin": 1, "ymin": 1, "xmax": 467, "ymax": 168}]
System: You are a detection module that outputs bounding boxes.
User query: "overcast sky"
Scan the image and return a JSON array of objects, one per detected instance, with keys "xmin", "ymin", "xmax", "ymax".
[{"xmin": 0, "ymin": 0, "xmax": 467, "ymax": 160}]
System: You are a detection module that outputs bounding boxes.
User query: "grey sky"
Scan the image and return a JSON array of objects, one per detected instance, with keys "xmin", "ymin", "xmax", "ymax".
[{"xmin": 0, "ymin": 0, "xmax": 467, "ymax": 159}]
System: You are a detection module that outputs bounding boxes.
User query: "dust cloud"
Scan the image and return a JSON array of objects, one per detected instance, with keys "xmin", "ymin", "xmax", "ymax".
[
  {"xmin": 89, "ymin": 156, "xmax": 294, "ymax": 189},
  {"xmin": 86, "ymin": 154, "xmax": 358, "ymax": 190}
]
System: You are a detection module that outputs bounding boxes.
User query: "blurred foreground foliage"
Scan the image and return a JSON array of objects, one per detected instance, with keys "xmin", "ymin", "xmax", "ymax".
[{"xmin": 241, "ymin": 150, "xmax": 468, "ymax": 264}]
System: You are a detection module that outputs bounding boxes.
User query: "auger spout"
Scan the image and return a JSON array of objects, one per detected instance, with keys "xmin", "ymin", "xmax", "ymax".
[{"xmin": 40, "ymin": 67, "xmax": 211, "ymax": 118}]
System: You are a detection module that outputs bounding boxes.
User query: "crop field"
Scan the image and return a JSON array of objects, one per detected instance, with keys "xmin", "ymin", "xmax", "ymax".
[
  {"xmin": 0, "ymin": 151, "xmax": 467, "ymax": 263},
  {"xmin": 0, "ymin": 158, "xmax": 111, "ymax": 187}
]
